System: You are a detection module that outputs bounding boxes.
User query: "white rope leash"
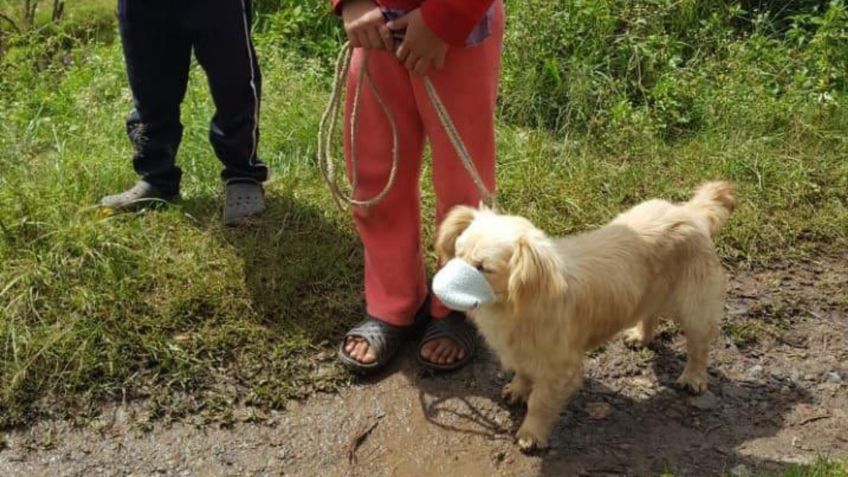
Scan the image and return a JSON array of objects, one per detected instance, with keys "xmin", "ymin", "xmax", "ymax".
[{"xmin": 318, "ymin": 42, "xmax": 495, "ymax": 210}]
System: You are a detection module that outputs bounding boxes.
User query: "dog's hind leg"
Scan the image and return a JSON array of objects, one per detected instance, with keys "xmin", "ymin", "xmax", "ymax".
[
  {"xmin": 675, "ymin": 273, "xmax": 724, "ymax": 394},
  {"xmin": 502, "ymin": 373, "xmax": 532, "ymax": 405},
  {"xmin": 623, "ymin": 314, "xmax": 660, "ymax": 347}
]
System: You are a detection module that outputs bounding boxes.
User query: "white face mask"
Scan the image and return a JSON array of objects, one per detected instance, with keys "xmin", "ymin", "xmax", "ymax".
[{"xmin": 432, "ymin": 258, "xmax": 496, "ymax": 312}]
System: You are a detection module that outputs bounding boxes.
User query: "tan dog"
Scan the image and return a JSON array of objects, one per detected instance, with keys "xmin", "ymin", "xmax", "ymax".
[{"xmin": 435, "ymin": 182, "xmax": 735, "ymax": 451}]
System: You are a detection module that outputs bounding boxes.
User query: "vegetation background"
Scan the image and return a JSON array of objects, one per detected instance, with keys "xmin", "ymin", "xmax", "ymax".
[{"xmin": 0, "ymin": 3, "xmax": 846, "ymax": 469}]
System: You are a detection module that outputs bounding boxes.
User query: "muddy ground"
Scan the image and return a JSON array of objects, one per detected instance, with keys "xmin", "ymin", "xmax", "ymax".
[{"xmin": 1, "ymin": 255, "xmax": 846, "ymax": 477}]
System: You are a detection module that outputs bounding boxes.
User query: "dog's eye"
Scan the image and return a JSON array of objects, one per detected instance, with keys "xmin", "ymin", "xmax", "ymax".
[{"xmin": 476, "ymin": 263, "xmax": 488, "ymax": 273}]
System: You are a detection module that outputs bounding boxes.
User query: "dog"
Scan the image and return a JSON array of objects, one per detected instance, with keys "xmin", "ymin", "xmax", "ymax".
[{"xmin": 434, "ymin": 182, "xmax": 735, "ymax": 451}]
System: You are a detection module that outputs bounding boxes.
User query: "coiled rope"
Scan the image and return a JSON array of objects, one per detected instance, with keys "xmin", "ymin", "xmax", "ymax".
[{"xmin": 317, "ymin": 42, "xmax": 495, "ymax": 210}]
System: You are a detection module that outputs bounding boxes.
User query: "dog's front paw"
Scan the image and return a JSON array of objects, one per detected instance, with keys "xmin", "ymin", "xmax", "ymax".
[
  {"xmin": 502, "ymin": 381, "xmax": 530, "ymax": 405},
  {"xmin": 676, "ymin": 369, "xmax": 708, "ymax": 394},
  {"xmin": 516, "ymin": 426, "xmax": 549, "ymax": 453}
]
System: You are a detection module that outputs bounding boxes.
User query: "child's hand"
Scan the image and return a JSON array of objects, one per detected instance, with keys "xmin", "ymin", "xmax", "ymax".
[
  {"xmin": 341, "ymin": 0, "xmax": 394, "ymax": 51},
  {"xmin": 388, "ymin": 9, "xmax": 448, "ymax": 76}
]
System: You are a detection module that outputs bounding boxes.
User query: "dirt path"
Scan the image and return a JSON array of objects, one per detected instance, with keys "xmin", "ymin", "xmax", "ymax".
[{"xmin": 1, "ymin": 256, "xmax": 846, "ymax": 477}]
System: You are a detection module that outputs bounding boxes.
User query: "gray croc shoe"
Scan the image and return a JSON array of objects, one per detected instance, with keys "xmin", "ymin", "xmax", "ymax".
[
  {"xmin": 100, "ymin": 180, "xmax": 177, "ymax": 211},
  {"xmin": 223, "ymin": 180, "xmax": 266, "ymax": 226}
]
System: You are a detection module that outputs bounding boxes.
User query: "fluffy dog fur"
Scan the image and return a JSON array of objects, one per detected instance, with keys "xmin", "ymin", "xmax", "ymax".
[{"xmin": 436, "ymin": 182, "xmax": 735, "ymax": 451}]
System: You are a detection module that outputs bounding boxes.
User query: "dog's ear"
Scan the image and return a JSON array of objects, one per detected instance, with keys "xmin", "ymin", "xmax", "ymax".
[
  {"xmin": 436, "ymin": 205, "xmax": 477, "ymax": 261},
  {"xmin": 508, "ymin": 234, "xmax": 567, "ymax": 312}
]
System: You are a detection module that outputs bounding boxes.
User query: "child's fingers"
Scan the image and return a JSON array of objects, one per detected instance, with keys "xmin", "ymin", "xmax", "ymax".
[
  {"xmin": 379, "ymin": 25, "xmax": 394, "ymax": 52},
  {"xmin": 413, "ymin": 57, "xmax": 430, "ymax": 76},
  {"xmin": 396, "ymin": 43, "xmax": 410, "ymax": 63},
  {"xmin": 358, "ymin": 30, "xmax": 372, "ymax": 49},
  {"xmin": 433, "ymin": 51, "xmax": 446, "ymax": 70},
  {"xmin": 347, "ymin": 27, "xmax": 363, "ymax": 48},
  {"xmin": 365, "ymin": 27, "xmax": 383, "ymax": 49},
  {"xmin": 386, "ymin": 15, "xmax": 409, "ymax": 31},
  {"xmin": 404, "ymin": 50, "xmax": 419, "ymax": 71},
  {"xmin": 348, "ymin": 32, "xmax": 362, "ymax": 48}
]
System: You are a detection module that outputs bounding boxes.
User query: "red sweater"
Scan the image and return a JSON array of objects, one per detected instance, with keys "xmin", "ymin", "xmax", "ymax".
[{"xmin": 331, "ymin": 0, "xmax": 495, "ymax": 47}]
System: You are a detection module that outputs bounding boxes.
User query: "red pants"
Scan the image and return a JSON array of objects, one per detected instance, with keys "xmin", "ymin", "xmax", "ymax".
[{"xmin": 344, "ymin": 2, "xmax": 504, "ymax": 326}]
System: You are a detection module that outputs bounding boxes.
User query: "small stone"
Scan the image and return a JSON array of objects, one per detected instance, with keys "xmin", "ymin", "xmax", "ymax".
[
  {"xmin": 819, "ymin": 382, "xmax": 841, "ymax": 395},
  {"xmin": 721, "ymin": 385, "xmax": 750, "ymax": 400},
  {"xmin": 714, "ymin": 446, "xmax": 731, "ymax": 455},
  {"xmin": 585, "ymin": 402, "xmax": 612, "ymax": 420},
  {"xmin": 826, "ymin": 372, "xmax": 842, "ymax": 384},
  {"xmin": 688, "ymin": 391, "xmax": 719, "ymax": 411},
  {"xmin": 730, "ymin": 464, "xmax": 751, "ymax": 477},
  {"xmin": 746, "ymin": 365, "xmax": 764, "ymax": 380},
  {"xmin": 727, "ymin": 302, "xmax": 750, "ymax": 316}
]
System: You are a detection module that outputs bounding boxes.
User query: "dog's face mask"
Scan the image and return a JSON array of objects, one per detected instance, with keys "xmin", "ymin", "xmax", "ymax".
[
  {"xmin": 432, "ymin": 258, "xmax": 496, "ymax": 311},
  {"xmin": 434, "ymin": 206, "xmax": 567, "ymax": 314}
]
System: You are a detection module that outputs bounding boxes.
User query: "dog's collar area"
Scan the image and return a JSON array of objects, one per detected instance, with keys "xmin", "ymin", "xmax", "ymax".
[{"xmin": 432, "ymin": 259, "xmax": 496, "ymax": 312}]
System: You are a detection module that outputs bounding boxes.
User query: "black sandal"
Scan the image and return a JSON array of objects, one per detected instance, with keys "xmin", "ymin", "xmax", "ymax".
[
  {"xmin": 338, "ymin": 316, "xmax": 414, "ymax": 373},
  {"xmin": 417, "ymin": 312, "xmax": 478, "ymax": 372}
]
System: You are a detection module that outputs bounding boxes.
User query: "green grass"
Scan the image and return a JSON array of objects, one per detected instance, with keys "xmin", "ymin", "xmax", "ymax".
[
  {"xmin": 658, "ymin": 457, "xmax": 848, "ymax": 476},
  {"xmin": 0, "ymin": 0, "xmax": 115, "ymax": 40},
  {"xmin": 0, "ymin": 0, "xmax": 847, "ymax": 428},
  {"xmin": 0, "ymin": 42, "xmax": 360, "ymax": 425},
  {"xmin": 779, "ymin": 458, "xmax": 848, "ymax": 477},
  {"xmin": 723, "ymin": 300, "xmax": 798, "ymax": 347}
]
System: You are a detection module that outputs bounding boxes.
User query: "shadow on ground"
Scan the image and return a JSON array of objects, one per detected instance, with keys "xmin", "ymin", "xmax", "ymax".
[
  {"xmin": 180, "ymin": 190, "xmax": 363, "ymax": 344},
  {"xmin": 402, "ymin": 338, "xmax": 814, "ymax": 476}
]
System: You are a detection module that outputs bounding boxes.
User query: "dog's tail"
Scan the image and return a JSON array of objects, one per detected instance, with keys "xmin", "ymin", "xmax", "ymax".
[{"xmin": 686, "ymin": 181, "xmax": 735, "ymax": 237}]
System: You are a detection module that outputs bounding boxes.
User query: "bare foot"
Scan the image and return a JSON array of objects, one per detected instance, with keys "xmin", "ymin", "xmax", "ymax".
[
  {"xmin": 343, "ymin": 336, "xmax": 377, "ymax": 364},
  {"xmin": 419, "ymin": 337, "xmax": 465, "ymax": 365}
]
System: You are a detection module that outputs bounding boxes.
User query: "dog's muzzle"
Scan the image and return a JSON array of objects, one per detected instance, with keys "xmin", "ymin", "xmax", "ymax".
[{"xmin": 432, "ymin": 259, "xmax": 496, "ymax": 312}]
